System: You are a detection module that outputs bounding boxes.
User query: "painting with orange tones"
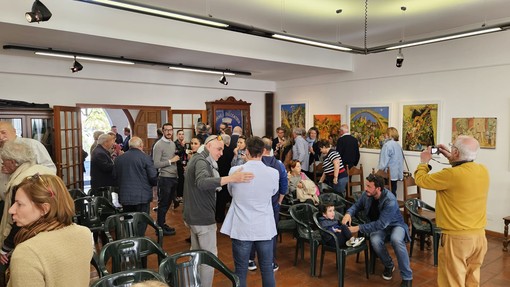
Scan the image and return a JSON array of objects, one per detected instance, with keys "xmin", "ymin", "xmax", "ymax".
[
  {"xmin": 313, "ymin": 114, "xmax": 341, "ymax": 141},
  {"xmin": 452, "ymin": 117, "xmax": 497, "ymax": 149}
]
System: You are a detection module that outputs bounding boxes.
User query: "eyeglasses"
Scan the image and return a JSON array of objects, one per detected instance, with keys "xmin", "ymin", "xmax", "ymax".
[
  {"xmin": 25, "ymin": 173, "xmax": 54, "ymax": 198},
  {"xmin": 205, "ymin": 135, "xmax": 222, "ymax": 145},
  {"xmin": 163, "ymin": 128, "xmax": 173, "ymax": 132},
  {"xmin": 448, "ymin": 142, "xmax": 458, "ymax": 150}
]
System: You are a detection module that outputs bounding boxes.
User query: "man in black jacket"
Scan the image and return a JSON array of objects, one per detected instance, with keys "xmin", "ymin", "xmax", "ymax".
[
  {"xmin": 114, "ymin": 136, "xmax": 157, "ymax": 215},
  {"xmin": 90, "ymin": 134, "xmax": 116, "ymax": 189},
  {"xmin": 335, "ymin": 124, "xmax": 360, "ymax": 169}
]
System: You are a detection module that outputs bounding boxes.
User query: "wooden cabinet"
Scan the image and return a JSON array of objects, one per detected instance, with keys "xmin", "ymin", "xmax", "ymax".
[
  {"xmin": 205, "ymin": 97, "xmax": 252, "ymax": 136},
  {"xmin": 0, "ymin": 107, "xmax": 54, "ymax": 160}
]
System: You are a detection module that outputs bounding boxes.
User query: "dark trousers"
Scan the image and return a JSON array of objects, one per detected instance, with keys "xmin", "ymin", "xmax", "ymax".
[
  {"xmin": 157, "ymin": 177, "xmax": 178, "ymax": 226},
  {"xmin": 391, "ymin": 180, "xmax": 398, "ymax": 197},
  {"xmin": 216, "ymin": 185, "xmax": 232, "ymax": 223},
  {"xmin": 176, "ymin": 163, "xmax": 185, "ymax": 198},
  {"xmin": 325, "ymin": 224, "xmax": 352, "ymax": 248}
]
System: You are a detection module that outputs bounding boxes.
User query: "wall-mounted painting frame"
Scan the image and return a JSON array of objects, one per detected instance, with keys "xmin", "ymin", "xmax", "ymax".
[
  {"xmin": 280, "ymin": 102, "xmax": 307, "ymax": 133},
  {"xmin": 452, "ymin": 117, "xmax": 497, "ymax": 149},
  {"xmin": 348, "ymin": 105, "xmax": 390, "ymax": 150},
  {"xmin": 313, "ymin": 114, "xmax": 341, "ymax": 141},
  {"xmin": 400, "ymin": 102, "xmax": 440, "ymax": 152}
]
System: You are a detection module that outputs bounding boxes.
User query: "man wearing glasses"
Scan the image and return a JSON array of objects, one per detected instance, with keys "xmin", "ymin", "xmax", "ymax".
[
  {"xmin": 415, "ymin": 136, "xmax": 489, "ymax": 287},
  {"xmin": 152, "ymin": 123, "xmax": 180, "ymax": 236}
]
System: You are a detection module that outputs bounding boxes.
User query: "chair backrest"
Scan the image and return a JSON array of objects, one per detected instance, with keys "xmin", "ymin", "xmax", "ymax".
[
  {"xmin": 99, "ymin": 237, "xmax": 167, "ymax": 276},
  {"xmin": 90, "ymin": 269, "xmax": 166, "ymax": 287},
  {"xmin": 68, "ymin": 188, "xmax": 87, "ymax": 200},
  {"xmin": 346, "ymin": 164, "xmax": 364, "ymax": 200},
  {"xmin": 312, "ymin": 211, "xmax": 344, "ymax": 246},
  {"xmin": 402, "ymin": 176, "xmax": 421, "ymax": 201},
  {"xmin": 404, "ymin": 199, "xmax": 435, "ymax": 232},
  {"xmin": 159, "ymin": 249, "xmax": 240, "ymax": 287},
  {"xmin": 104, "ymin": 212, "xmax": 164, "ymax": 247},
  {"xmin": 318, "ymin": 193, "xmax": 346, "ymax": 213},
  {"xmin": 289, "ymin": 203, "xmax": 319, "ymax": 237},
  {"xmin": 74, "ymin": 196, "xmax": 118, "ymax": 231},
  {"xmin": 372, "ymin": 167, "xmax": 392, "ymax": 192}
]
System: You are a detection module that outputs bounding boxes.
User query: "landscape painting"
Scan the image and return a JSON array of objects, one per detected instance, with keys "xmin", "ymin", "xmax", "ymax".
[
  {"xmin": 452, "ymin": 117, "xmax": 497, "ymax": 149},
  {"xmin": 402, "ymin": 103, "xmax": 439, "ymax": 151},
  {"xmin": 349, "ymin": 105, "xmax": 390, "ymax": 149},
  {"xmin": 313, "ymin": 114, "xmax": 341, "ymax": 141},
  {"xmin": 280, "ymin": 102, "xmax": 306, "ymax": 133}
]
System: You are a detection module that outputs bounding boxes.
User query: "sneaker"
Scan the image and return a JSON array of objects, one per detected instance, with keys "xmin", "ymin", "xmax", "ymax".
[
  {"xmin": 163, "ymin": 224, "xmax": 175, "ymax": 232},
  {"xmin": 272, "ymin": 263, "xmax": 279, "ymax": 272},
  {"xmin": 248, "ymin": 260, "xmax": 257, "ymax": 271},
  {"xmin": 162, "ymin": 229, "xmax": 176, "ymax": 236},
  {"xmin": 351, "ymin": 237, "xmax": 365, "ymax": 248},
  {"xmin": 400, "ymin": 279, "xmax": 412, "ymax": 287},
  {"xmin": 382, "ymin": 265, "xmax": 395, "ymax": 280}
]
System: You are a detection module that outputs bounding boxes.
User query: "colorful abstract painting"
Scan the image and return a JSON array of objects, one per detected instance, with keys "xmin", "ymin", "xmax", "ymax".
[
  {"xmin": 349, "ymin": 106, "xmax": 390, "ymax": 149},
  {"xmin": 452, "ymin": 117, "xmax": 497, "ymax": 149},
  {"xmin": 313, "ymin": 114, "xmax": 341, "ymax": 141},
  {"xmin": 402, "ymin": 103, "xmax": 439, "ymax": 151},
  {"xmin": 280, "ymin": 102, "xmax": 306, "ymax": 132}
]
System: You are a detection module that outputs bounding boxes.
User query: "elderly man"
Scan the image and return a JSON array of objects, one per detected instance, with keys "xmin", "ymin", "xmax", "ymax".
[
  {"xmin": 342, "ymin": 174, "xmax": 412, "ymax": 287},
  {"xmin": 292, "ymin": 127, "xmax": 309, "ymax": 173},
  {"xmin": 230, "ymin": 126, "xmax": 243, "ymax": 148},
  {"xmin": 415, "ymin": 135, "xmax": 489, "ymax": 287},
  {"xmin": 114, "ymin": 137, "xmax": 157, "ymax": 214},
  {"xmin": 335, "ymin": 124, "xmax": 360, "ymax": 169},
  {"xmin": 0, "ymin": 142, "xmax": 55, "ymax": 266},
  {"xmin": 90, "ymin": 133, "xmax": 116, "ymax": 190},
  {"xmin": 183, "ymin": 135, "xmax": 254, "ymax": 287}
]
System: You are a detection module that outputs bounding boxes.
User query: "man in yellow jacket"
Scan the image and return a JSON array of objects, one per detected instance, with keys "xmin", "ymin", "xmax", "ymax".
[{"xmin": 414, "ymin": 135, "xmax": 489, "ymax": 287}]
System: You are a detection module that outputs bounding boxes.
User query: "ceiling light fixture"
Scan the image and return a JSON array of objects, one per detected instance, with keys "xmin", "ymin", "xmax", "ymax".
[
  {"xmin": 70, "ymin": 56, "xmax": 83, "ymax": 73},
  {"xmin": 79, "ymin": 0, "xmax": 228, "ymax": 28},
  {"xmin": 3, "ymin": 45, "xmax": 251, "ymax": 76},
  {"xmin": 219, "ymin": 73, "xmax": 228, "ymax": 85},
  {"xmin": 25, "ymin": 0, "xmax": 52, "ymax": 23},
  {"xmin": 272, "ymin": 34, "xmax": 352, "ymax": 51}
]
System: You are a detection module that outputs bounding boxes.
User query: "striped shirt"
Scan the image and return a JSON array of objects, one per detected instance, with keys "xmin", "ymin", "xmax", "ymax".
[{"xmin": 323, "ymin": 149, "xmax": 347, "ymax": 178}]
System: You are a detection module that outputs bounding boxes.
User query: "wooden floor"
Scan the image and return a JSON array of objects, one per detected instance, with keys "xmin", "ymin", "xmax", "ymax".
[{"xmin": 100, "ymin": 200, "xmax": 510, "ymax": 287}]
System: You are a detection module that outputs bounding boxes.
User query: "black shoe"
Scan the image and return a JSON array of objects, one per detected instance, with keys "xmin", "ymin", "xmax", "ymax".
[
  {"xmin": 163, "ymin": 224, "xmax": 175, "ymax": 232},
  {"xmin": 400, "ymin": 279, "xmax": 412, "ymax": 287},
  {"xmin": 173, "ymin": 200, "xmax": 180, "ymax": 209},
  {"xmin": 382, "ymin": 265, "xmax": 395, "ymax": 280},
  {"xmin": 152, "ymin": 207, "xmax": 158, "ymax": 212},
  {"xmin": 185, "ymin": 237, "xmax": 191, "ymax": 243}
]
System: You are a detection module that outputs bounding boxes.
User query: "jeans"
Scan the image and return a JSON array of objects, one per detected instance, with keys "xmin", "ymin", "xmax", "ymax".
[
  {"xmin": 157, "ymin": 177, "xmax": 178, "ymax": 226},
  {"xmin": 370, "ymin": 226, "xmax": 413, "ymax": 280},
  {"xmin": 325, "ymin": 175, "xmax": 348, "ymax": 197},
  {"xmin": 250, "ymin": 204, "xmax": 280, "ymax": 263},
  {"xmin": 232, "ymin": 239, "xmax": 275, "ymax": 287}
]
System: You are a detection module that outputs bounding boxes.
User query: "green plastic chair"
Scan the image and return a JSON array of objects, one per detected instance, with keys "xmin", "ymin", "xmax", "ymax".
[
  {"xmin": 104, "ymin": 212, "xmax": 164, "ymax": 247},
  {"xmin": 405, "ymin": 198, "xmax": 441, "ymax": 266},
  {"xmin": 289, "ymin": 203, "xmax": 321, "ymax": 276},
  {"xmin": 68, "ymin": 188, "xmax": 87, "ymax": 200},
  {"xmin": 99, "ymin": 237, "xmax": 167, "ymax": 276},
  {"xmin": 159, "ymin": 249, "xmax": 239, "ymax": 287},
  {"xmin": 277, "ymin": 203, "xmax": 297, "ymax": 242},
  {"xmin": 90, "ymin": 269, "xmax": 166, "ymax": 287},
  {"xmin": 313, "ymin": 212, "xmax": 369, "ymax": 287},
  {"xmin": 319, "ymin": 193, "xmax": 347, "ymax": 214}
]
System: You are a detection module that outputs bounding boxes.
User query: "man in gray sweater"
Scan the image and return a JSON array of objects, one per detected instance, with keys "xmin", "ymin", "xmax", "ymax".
[{"xmin": 152, "ymin": 123, "xmax": 180, "ymax": 235}]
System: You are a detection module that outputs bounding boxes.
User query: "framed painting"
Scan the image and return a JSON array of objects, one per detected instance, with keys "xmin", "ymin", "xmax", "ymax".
[
  {"xmin": 401, "ymin": 102, "xmax": 440, "ymax": 152},
  {"xmin": 348, "ymin": 105, "xmax": 390, "ymax": 149},
  {"xmin": 452, "ymin": 117, "xmax": 497, "ymax": 149},
  {"xmin": 313, "ymin": 114, "xmax": 341, "ymax": 141},
  {"xmin": 280, "ymin": 102, "xmax": 307, "ymax": 133}
]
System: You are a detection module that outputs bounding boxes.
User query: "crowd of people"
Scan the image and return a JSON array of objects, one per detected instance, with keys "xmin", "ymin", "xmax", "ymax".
[{"xmin": 0, "ymin": 119, "xmax": 491, "ymax": 287}]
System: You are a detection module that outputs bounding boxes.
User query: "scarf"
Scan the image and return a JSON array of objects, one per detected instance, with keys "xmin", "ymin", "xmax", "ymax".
[
  {"xmin": 14, "ymin": 217, "xmax": 68, "ymax": 246},
  {"xmin": 206, "ymin": 154, "xmax": 222, "ymax": 192}
]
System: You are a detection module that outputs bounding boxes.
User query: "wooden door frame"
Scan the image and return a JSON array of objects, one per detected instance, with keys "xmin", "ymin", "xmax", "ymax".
[{"xmin": 76, "ymin": 104, "xmax": 172, "ymax": 128}]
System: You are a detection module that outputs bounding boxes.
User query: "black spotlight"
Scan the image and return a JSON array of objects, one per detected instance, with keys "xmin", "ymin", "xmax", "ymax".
[
  {"xmin": 26, "ymin": 0, "xmax": 52, "ymax": 23},
  {"xmin": 396, "ymin": 49, "xmax": 404, "ymax": 68},
  {"xmin": 219, "ymin": 74, "xmax": 228, "ymax": 85},
  {"xmin": 70, "ymin": 57, "xmax": 83, "ymax": 73}
]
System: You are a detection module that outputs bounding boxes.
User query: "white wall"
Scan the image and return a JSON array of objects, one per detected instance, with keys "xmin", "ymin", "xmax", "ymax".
[{"xmin": 275, "ymin": 31, "xmax": 510, "ymax": 233}]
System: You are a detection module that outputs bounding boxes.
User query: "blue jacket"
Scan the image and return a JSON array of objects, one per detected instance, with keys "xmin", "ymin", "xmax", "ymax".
[
  {"xmin": 346, "ymin": 188, "xmax": 410, "ymax": 241},
  {"xmin": 262, "ymin": 156, "xmax": 288, "ymax": 208},
  {"xmin": 378, "ymin": 139, "xmax": 404, "ymax": 181}
]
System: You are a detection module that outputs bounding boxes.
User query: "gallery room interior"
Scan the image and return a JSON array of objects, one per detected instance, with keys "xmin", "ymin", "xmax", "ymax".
[{"xmin": 1, "ymin": 4, "xmax": 510, "ymax": 284}]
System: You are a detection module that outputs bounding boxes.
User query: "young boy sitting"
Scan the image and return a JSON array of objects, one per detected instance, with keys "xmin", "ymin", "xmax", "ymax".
[{"xmin": 318, "ymin": 203, "xmax": 365, "ymax": 248}]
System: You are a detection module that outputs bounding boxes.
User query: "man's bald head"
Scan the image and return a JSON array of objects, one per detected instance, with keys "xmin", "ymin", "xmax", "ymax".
[{"xmin": 455, "ymin": 135, "xmax": 479, "ymax": 161}]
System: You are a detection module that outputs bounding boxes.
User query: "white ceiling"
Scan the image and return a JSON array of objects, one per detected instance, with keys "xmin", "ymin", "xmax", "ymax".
[{"xmin": 2, "ymin": 0, "xmax": 510, "ymax": 81}]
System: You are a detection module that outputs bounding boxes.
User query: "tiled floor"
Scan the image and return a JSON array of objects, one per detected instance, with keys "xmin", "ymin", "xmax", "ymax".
[{"xmin": 96, "ymin": 201, "xmax": 510, "ymax": 286}]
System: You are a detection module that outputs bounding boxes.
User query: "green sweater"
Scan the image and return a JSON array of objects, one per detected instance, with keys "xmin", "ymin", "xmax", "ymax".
[
  {"xmin": 414, "ymin": 162, "xmax": 489, "ymax": 235},
  {"xmin": 8, "ymin": 224, "xmax": 93, "ymax": 287}
]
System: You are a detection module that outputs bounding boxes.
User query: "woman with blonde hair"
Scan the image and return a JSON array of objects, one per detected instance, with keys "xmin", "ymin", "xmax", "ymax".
[
  {"xmin": 377, "ymin": 127, "xmax": 404, "ymax": 196},
  {"xmin": 7, "ymin": 174, "xmax": 93, "ymax": 287}
]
